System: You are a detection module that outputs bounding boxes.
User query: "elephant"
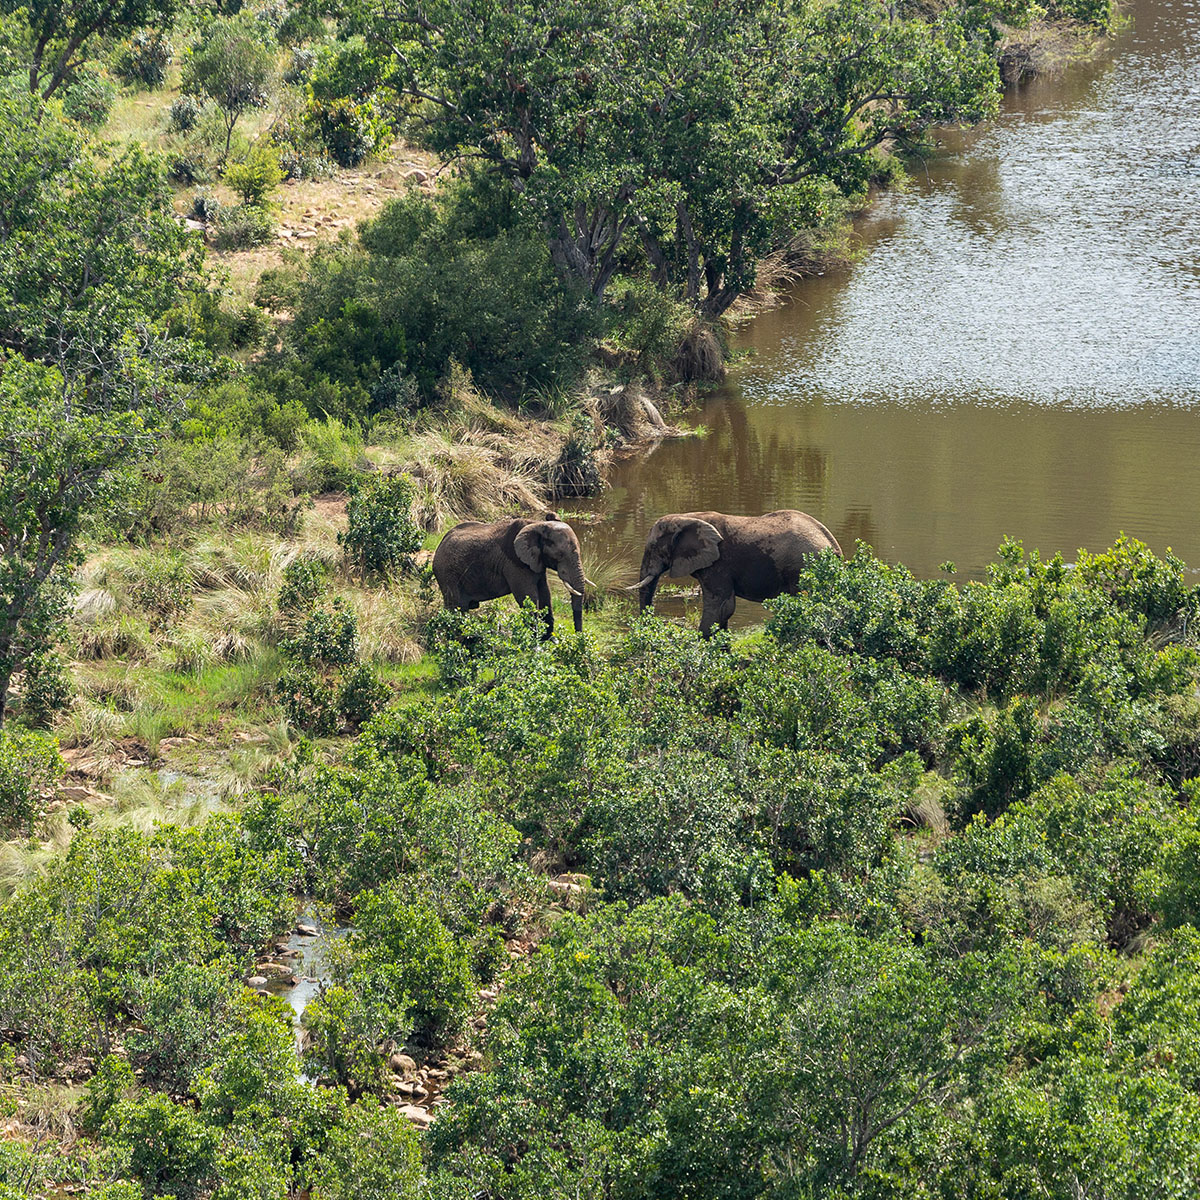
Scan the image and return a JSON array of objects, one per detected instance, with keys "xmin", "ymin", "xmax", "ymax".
[
  {"xmin": 636, "ymin": 509, "xmax": 842, "ymax": 634},
  {"xmin": 433, "ymin": 513, "xmax": 592, "ymax": 634}
]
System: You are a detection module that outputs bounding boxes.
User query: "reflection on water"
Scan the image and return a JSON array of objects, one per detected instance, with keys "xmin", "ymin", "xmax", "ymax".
[{"xmin": 578, "ymin": 0, "xmax": 1200, "ymax": 620}]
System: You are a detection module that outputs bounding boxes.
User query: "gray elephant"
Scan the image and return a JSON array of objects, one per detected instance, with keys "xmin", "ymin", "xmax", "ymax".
[
  {"xmin": 433, "ymin": 513, "xmax": 592, "ymax": 634},
  {"xmin": 637, "ymin": 509, "xmax": 842, "ymax": 634}
]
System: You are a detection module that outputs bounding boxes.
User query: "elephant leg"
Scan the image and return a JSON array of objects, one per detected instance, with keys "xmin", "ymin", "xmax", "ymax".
[
  {"xmin": 699, "ymin": 586, "xmax": 736, "ymax": 637},
  {"xmin": 513, "ymin": 577, "xmax": 553, "ymax": 638},
  {"xmin": 536, "ymin": 576, "xmax": 555, "ymax": 637}
]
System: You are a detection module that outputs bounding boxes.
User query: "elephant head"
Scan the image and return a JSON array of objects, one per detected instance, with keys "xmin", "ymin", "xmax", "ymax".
[
  {"xmin": 514, "ymin": 516, "xmax": 589, "ymax": 631},
  {"xmin": 637, "ymin": 515, "xmax": 723, "ymax": 611}
]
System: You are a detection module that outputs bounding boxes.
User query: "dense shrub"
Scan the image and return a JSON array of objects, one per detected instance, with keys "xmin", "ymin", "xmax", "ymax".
[
  {"xmin": 0, "ymin": 726, "xmax": 63, "ymax": 833},
  {"xmin": 212, "ymin": 203, "xmax": 276, "ymax": 249},
  {"xmin": 223, "ymin": 142, "xmax": 283, "ymax": 207},
  {"xmin": 114, "ymin": 30, "xmax": 173, "ymax": 87},
  {"xmin": 285, "ymin": 601, "xmax": 359, "ymax": 667},
  {"xmin": 277, "ymin": 555, "xmax": 329, "ymax": 614},
  {"xmin": 340, "ymin": 473, "xmax": 423, "ymax": 577},
  {"xmin": 276, "ymin": 665, "xmax": 340, "ymax": 735},
  {"xmin": 61, "ymin": 71, "xmax": 117, "ymax": 126},
  {"xmin": 275, "ymin": 182, "xmax": 599, "ymax": 417},
  {"xmin": 169, "ymin": 93, "xmax": 204, "ymax": 132},
  {"xmin": 18, "ymin": 649, "xmax": 72, "ymax": 726}
]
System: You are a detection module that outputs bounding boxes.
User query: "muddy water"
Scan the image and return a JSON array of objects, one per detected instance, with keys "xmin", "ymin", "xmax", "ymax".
[{"xmin": 578, "ymin": 0, "xmax": 1200, "ymax": 625}]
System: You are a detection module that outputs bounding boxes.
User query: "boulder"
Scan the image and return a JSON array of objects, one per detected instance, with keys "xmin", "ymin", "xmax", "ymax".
[
  {"xmin": 397, "ymin": 1104, "xmax": 432, "ymax": 1128},
  {"xmin": 389, "ymin": 1052, "xmax": 418, "ymax": 1079}
]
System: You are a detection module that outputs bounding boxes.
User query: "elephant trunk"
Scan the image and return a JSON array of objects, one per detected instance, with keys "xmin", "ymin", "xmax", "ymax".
[
  {"xmin": 638, "ymin": 550, "xmax": 663, "ymax": 613},
  {"xmin": 556, "ymin": 555, "xmax": 587, "ymax": 634}
]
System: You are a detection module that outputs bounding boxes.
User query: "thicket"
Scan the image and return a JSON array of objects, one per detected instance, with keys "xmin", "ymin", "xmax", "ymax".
[{"xmin": 3, "ymin": 538, "xmax": 1200, "ymax": 1197}]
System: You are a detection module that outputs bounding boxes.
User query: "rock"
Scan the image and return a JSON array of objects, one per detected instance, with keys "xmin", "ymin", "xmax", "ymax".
[
  {"xmin": 58, "ymin": 785, "xmax": 95, "ymax": 802},
  {"xmin": 398, "ymin": 1104, "xmax": 432, "ymax": 1128},
  {"xmin": 426, "ymin": 1068, "xmax": 449, "ymax": 1081},
  {"xmin": 246, "ymin": 976, "xmax": 268, "ymax": 988},
  {"xmin": 389, "ymin": 1052, "xmax": 418, "ymax": 1079},
  {"xmin": 296, "ymin": 923, "xmax": 318, "ymax": 937},
  {"xmin": 404, "ymin": 168, "xmax": 429, "ymax": 184}
]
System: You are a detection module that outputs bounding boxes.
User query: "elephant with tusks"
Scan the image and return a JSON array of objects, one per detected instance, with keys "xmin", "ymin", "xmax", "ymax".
[
  {"xmin": 636, "ymin": 509, "xmax": 842, "ymax": 634},
  {"xmin": 433, "ymin": 513, "xmax": 593, "ymax": 634}
]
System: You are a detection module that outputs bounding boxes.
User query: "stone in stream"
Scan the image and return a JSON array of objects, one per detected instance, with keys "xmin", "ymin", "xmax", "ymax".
[
  {"xmin": 389, "ymin": 1052, "xmax": 418, "ymax": 1079},
  {"xmin": 397, "ymin": 1104, "xmax": 432, "ymax": 1128},
  {"xmin": 296, "ymin": 923, "xmax": 318, "ymax": 937},
  {"xmin": 246, "ymin": 975, "xmax": 269, "ymax": 988}
]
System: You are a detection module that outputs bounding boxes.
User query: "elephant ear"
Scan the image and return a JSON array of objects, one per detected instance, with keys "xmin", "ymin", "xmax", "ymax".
[
  {"xmin": 514, "ymin": 523, "xmax": 546, "ymax": 571},
  {"xmin": 670, "ymin": 519, "xmax": 723, "ymax": 577}
]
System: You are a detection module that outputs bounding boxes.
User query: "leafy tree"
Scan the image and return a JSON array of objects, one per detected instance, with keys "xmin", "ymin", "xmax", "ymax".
[
  {"xmin": 3, "ymin": 0, "xmax": 178, "ymax": 98},
  {"xmin": 183, "ymin": 17, "xmax": 278, "ymax": 161},
  {"xmin": 335, "ymin": 0, "xmax": 1002, "ymax": 313},
  {"xmin": 0, "ymin": 99, "xmax": 206, "ymax": 722}
]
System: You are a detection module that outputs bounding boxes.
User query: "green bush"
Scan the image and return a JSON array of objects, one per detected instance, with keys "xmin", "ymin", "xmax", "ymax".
[
  {"xmin": 223, "ymin": 143, "xmax": 284, "ymax": 208},
  {"xmin": 285, "ymin": 601, "xmax": 359, "ymax": 667},
  {"xmin": 170, "ymin": 93, "xmax": 204, "ymax": 132},
  {"xmin": 311, "ymin": 1096, "xmax": 422, "ymax": 1200},
  {"xmin": 280, "ymin": 182, "xmax": 599, "ymax": 410},
  {"xmin": 104, "ymin": 1092, "xmax": 220, "ymax": 1200},
  {"xmin": 19, "ymin": 649, "xmax": 72, "ymax": 727},
  {"xmin": 0, "ymin": 726, "xmax": 63, "ymax": 833},
  {"xmin": 277, "ymin": 555, "xmax": 329, "ymax": 614},
  {"xmin": 212, "ymin": 203, "xmax": 276, "ymax": 249},
  {"xmin": 78, "ymin": 1054, "xmax": 138, "ymax": 1136},
  {"xmin": 340, "ymin": 473, "xmax": 423, "ymax": 577},
  {"xmin": 306, "ymin": 96, "xmax": 378, "ymax": 168},
  {"xmin": 276, "ymin": 665, "xmax": 340, "ymax": 735},
  {"xmin": 61, "ymin": 71, "xmax": 117, "ymax": 127},
  {"xmin": 114, "ymin": 30, "xmax": 173, "ymax": 87},
  {"xmin": 338, "ymin": 664, "xmax": 390, "ymax": 729}
]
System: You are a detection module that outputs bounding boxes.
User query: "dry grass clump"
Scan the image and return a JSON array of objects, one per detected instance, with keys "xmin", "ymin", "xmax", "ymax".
[
  {"xmin": 673, "ymin": 319, "xmax": 727, "ymax": 383},
  {"xmin": 349, "ymin": 585, "xmax": 432, "ymax": 663},
  {"xmin": 403, "ymin": 429, "xmax": 550, "ymax": 531}
]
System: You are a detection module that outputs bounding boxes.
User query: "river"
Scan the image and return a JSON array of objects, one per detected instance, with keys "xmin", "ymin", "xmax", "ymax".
[{"xmin": 578, "ymin": 0, "xmax": 1200, "ymax": 625}]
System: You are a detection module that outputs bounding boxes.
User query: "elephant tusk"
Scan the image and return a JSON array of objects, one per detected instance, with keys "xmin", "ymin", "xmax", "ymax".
[
  {"xmin": 620, "ymin": 575, "xmax": 657, "ymax": 592},
  {"xmin": 583, "ymin": 576, "xmax": 598, "ymax": 588},
  {"xmin": 562, "ymin": 580, "xmax": 583, "ymax": 597}
]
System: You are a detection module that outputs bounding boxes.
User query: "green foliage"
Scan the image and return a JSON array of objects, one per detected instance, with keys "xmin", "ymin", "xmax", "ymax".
[
  {"xmin": 311, "ymin": 1096, "xmax": 422, "ymax": 1200},
  {"xmin": 340, "ymin": 473, "xmax": 423, "ymax": 578},
  {"xmin": 337, "ymin": 664, "xmax": 390, "ymax": 729},
  {"xmin": 7, "ymin": 0, "xmax": 179, "ymax": 98},
  {"xmin": 169, "ymin": 92, "xmax": 204, "ymax": 132},
  {"xmin": 223, "ymin": 142, "xmax": 284, "ymax": 208},
  {"xmin": 78, "ymin": 1054, "xmax": 137, "ymax": 1136},
  {"xmin": 18, "ymin": 648, "xmax": 72, "ymax": 726},
  {"xmin": 277, "ymin": 555, "xmax": 329, "ymax": 614},
  {"xmin": 212, "ymin": 202, "xmax": 276, "ymax": 249},
  {"xmin": 0, "ymin": 725, "xmax": 62, "ymax": 833},
  {"xmin": 114, "ymin": 29, "xmax": 173, "ymax": 87},
  {"xmin": 276, "ymin": 183, "xmax": 598, "ymax": 414},
  {"xmin": 275, "ymin": 665, "xmax": 339, "ymax": 735},
  {"xmin": 306, "ymin": 96, "xmax": 379, "ymax": 168},
  {"xmin": 0, "ymin": 98, "xmax": 206, "ymax": 721},
  {"xmin": 183, "ymin": 16, "xmax": 278, "ymax": 161},
  {"xmin": 61, "ymin": 70, "xmax": 117, "ymax": 126},
  {"xmin": 104, "ymin": 1091, "xmax": 220, "ymax": 1200},
  {"xmin": 285, "ymin": 601, "xmax": 359, "ymax": 667}
]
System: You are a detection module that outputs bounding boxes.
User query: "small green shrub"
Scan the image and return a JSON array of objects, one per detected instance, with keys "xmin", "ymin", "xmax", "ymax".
[
  {"xmin": 285, "ymin": 601, "xmax": 359, "ymax": 667},
  {"xmin": 104, "ymin": 1092, "xmax": 220, "ymax": 1200},
  {"xmin": 78, "ymin": 1054, "xmax": 137, "ymax": 1136},
  {"xmin": 212, "ymin": 203, "xmax": 276, "ymax": 250},
  {"xmin": 114, "ymin": 30, "xmax": 173, "ymax": 87},
  {"xmin": 223, "ymin": 143, "xmax": 284, "ymax": 208},
  {"xmin": 338, "ymin": 664, "xmax": 389, "ymax": 729},
  {"xmin": 20, "ymin": 649, "xmax": 72, "ymax": 726},
  {"xmin": 310, "ymin": 1096, "xmax": 422, "ymax": 1200},
  {"xmin": 61, "ymin": 71, "xmax": 117, "ymax": 127},
  {"xmin": 306, "ymin": 97, "xmax": 377, "ymax": 168},
  {"xmin": 277, "ymin": 556, "xmax": 329, "ymax": 614},
  {"xmin": 0, "ymin": 726, "xmax": 64, "ymax": 834},
  {"xmin": 276, "ymin": 665, "xmax": 340, "ymax": 735},
  {"xmin": 170, "ymin": 93, "xmax": 204, "ymax": 132},
  {"xmin": 340, "ymin": 473, "xmax": 423, "ymax": 578},
  {"xmin": 129, "ymin": 552, "xmax": 194, "ymax": 630}
]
